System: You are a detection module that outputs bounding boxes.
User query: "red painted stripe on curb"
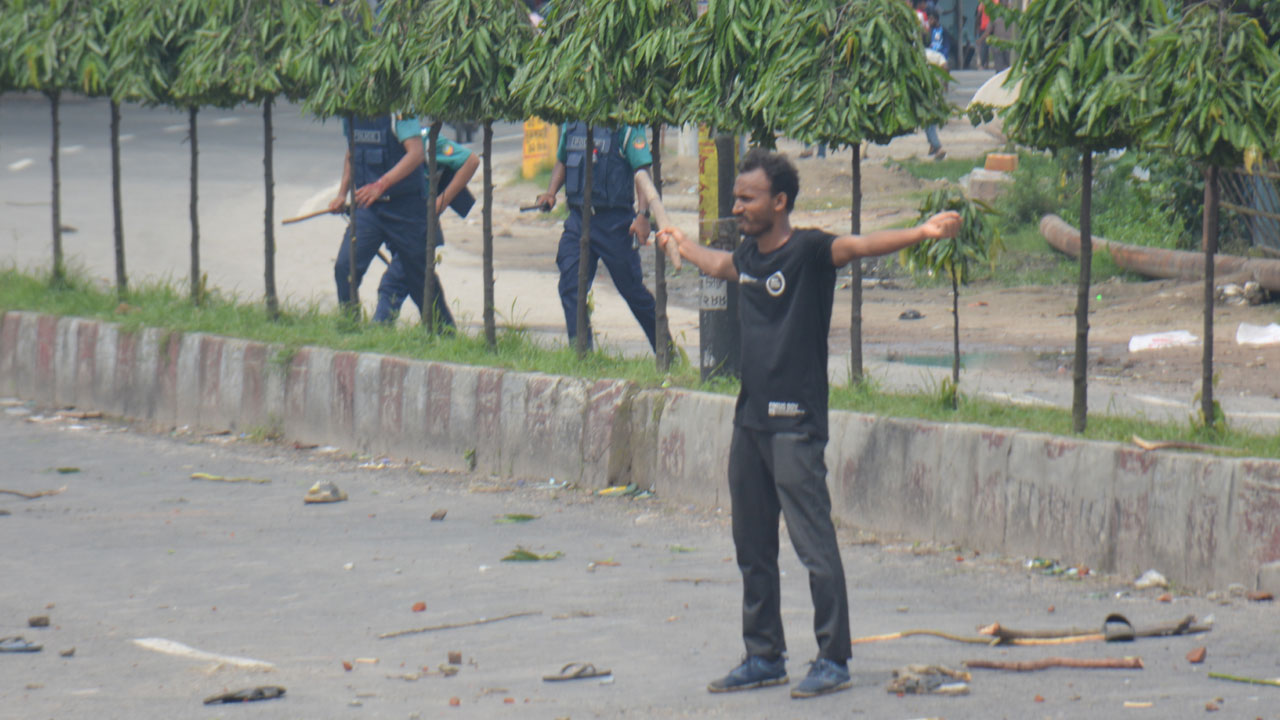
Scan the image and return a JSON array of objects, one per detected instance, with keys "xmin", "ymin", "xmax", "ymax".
[
  {"xmin": 379, "ymin": 357, "xmax": 407, "ymax": 436},
  {"xmin": 241, "ymin": 343, "xmax": 267, "ymax": 422},
  {"xmin": 426, "ymin": 364, "xmax": 453, "ymax": 436},
  {"xmin": 332, "ymin": 352, "xmax": 357, "ymax": 434}
]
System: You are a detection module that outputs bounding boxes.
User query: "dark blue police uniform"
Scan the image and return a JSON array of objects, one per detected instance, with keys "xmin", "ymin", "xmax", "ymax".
[{"xmin": 556, "ymin": 122, "xmax": 657, "ymax": 350}]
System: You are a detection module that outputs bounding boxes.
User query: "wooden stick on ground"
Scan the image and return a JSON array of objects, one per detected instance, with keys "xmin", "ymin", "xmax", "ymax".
[
  {"xmin": 1208, "ymin": 672, "xmax": 1280, "ymax": 688},
  {"xmin": 965, "ymin": 656, "xmax": 1144, "ymax": 671},
  {"xmin": 852, "ymin": 629, "xmax": 998, "ymax": 646},
  {"xmin": 1132, "ymin": 435, "xmax": 1242, "ymax": 455},
  {"xmin": 0, "ymin": 486, "xmax": 67, "ymax": 499},
  {"xmin": 379, "ymin": 611, "xmax": 541, "ymax": 640}
]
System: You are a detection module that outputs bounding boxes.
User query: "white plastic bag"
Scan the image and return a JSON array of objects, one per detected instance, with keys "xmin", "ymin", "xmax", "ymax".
[
  {"xmin": 1128, "ymin": 330, "xmax": 1199, "ymax": 352},
  {"xmin": 1236, "ymin": 322, "xmax": 1280, "ymax": 346}
]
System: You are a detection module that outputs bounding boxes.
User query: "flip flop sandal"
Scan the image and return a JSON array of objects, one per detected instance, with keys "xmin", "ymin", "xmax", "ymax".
[
  {"xmin": 203, "ymin": 686, "xmax": 286, "ymax": 704},
  {"xmin": 543, "ymin": 662, "xmax": 611, "ymax": 681},
  {"xmin": 1103, "ymin": 613, "xmax": 1136, "ymax": 642},
  {"xmin": 0, "ymin": 636, "xmax": 42, "ymax": 653}
]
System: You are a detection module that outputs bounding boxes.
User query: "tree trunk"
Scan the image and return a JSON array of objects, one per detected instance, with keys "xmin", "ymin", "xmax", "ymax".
[
  {"xmin": 652, "ymin": 122, "xmax": 671, "ymax": 372},
  {"xmin": 1202, "ymin": 165, "xmax": 1220, "ymax": 428},
  {"xmin": 482, "ymin": 121, "xmax": 496, "ymax": 349},
  {"xmin": 424, "ymin": 120, "xmax": 442, "ymax": 332},
  {"xmin": 849, "ymin": 147, "xmax": 863, "ymax": 382},
  {"xmin": 49, "ymin": 91, "xmax": 64, "ymax": 285},
  {"xmin": 345, "ymin": 115, "xmax": 358, "ymax": 317},
  {"xmin": 1072, "ymin": 152, "xmax": 1093, "ymax": 433},
  {"xmin": 575, "ymin": 127, "xmax": 594, "ymax": 358},
  {"xmin": 951, "ymin": 263, "xmax": 960, "ymax": 393},
  {"xmin": 109, "ymin": 99, "xmax": 126, "ymax": 297},
  {"xmin": 188, "ymin": 106, "xmax": 201, "ymax": 305},
  {"xmin": 263, "ymin": 96, "xmax": 278, "ymax": 319}
]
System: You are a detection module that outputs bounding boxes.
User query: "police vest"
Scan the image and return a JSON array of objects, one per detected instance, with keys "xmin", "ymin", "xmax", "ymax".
[
  {"xmin": 563, "ymin": 123, "xmax": 635, "ymax": 210},
  {"xmin": 350, "ymin": 115, "xmax": 424, "ymax": 200}
]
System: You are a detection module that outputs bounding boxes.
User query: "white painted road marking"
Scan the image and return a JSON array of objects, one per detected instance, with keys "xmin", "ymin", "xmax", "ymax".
[
  {"xmin": 61, "ymin": 145, "xmax": 84, "ymax": 155},
  {"xmin": 213, "ymin": 117, "xmax": 241, "ymax": 126},
  {"xmin": 8, "ymin": 158, "xmax": 34, "ymax": 171},
  {"xmin": 120, "ymin": 133, "xmax": 135, "ymax": 143},
  {"xmin": 163, "ymin": 124, "xmax": 186, "ymax": 133}
]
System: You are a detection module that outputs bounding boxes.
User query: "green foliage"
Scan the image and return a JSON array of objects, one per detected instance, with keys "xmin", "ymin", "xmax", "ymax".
[
  {"xmin": 295, "ymin": 0, "xmax": 378, "ymax": 119},
  {"xmin": 761, "ymin": 0, "xmax": 950, "ymax": 150},
  {"xmin": 901, "ymin": 187, "xmax": 1002, "ymax": 285},
  {"xmin": 105, "ymin": 2, "xmax": 206, "ymax": 107},
  {"xmin": 1000, "ymin": 0, "xmax": 1168, "ymax": 153},
  {"xmin": 393, "ymin": 0, "xmax": 533, "ymax": 124},
  {"xmin": 680, "ymin": 0, "xmax": 795, "ymax": 142},
  {"xmin": 173, "ymin": 0, "xmax": 315, "ymax": 106},
  {"xmin": 11, "ymin": 0, "xmax": 119, "ymax": 97},
  {"xmin": 512, "ymin": 0, "xmax": 694, "ymax": 126},
  {"xmin": 1132, "ymin": 2, "xmax": 1280, "ymax": 169}
]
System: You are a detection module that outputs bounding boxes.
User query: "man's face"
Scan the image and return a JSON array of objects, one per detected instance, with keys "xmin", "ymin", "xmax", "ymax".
[{"xmin": 732, "ymin": 168, "xmax": 787, "ymax": 237}]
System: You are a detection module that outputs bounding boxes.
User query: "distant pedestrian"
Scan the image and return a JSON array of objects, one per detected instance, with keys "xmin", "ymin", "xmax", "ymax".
[{"xmin": 656, "ymin": 150, "xmax": 960, "ymax": 700}]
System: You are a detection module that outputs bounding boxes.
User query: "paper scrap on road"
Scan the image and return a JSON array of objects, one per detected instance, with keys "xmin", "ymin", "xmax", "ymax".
[
  {"xmin": 132, "ymin": 638, "xmax": 275, "ymax": 670},
  {"xmin": 1236, "ymin": 322, "xmax": 1280, "ymax": 346},
  {"xmin": 1128, "ymin": 330, "xmax": 1199, "ymax": 352}
]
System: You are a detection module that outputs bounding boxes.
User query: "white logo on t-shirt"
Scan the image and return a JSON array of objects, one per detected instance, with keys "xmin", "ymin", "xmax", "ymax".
[
  {"xmin": 765, "ymin": 271, "xmax": 786, "ymax": 297},
  {"xmin": 768, "ymin": 401, "xmax": 803, "ymax": 417}
]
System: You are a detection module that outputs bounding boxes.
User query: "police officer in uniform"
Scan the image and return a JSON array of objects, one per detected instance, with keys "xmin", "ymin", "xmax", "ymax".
[
  {"xmin": 536, "ymin": 123, "xmax": 658, "ymax": 351},
  {"xmin": 328, "ymin": 113, "xmax": 434, "ymax": 323},
  {"xmin": 375, "ymin": 133, "xmax": 479, "ymax": 324}
]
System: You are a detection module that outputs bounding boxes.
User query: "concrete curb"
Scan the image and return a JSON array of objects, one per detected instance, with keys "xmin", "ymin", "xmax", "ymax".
[{"xmin": 3, "ymin": 309, "xmax": 1277, "ymax": 592}]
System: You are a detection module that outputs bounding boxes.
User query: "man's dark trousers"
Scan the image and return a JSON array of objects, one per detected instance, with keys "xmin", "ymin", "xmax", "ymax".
[
  {"xmin": 727, "ymin": 425, "xmax": 852, "ymax": 663},
  {"xmin": 555, "ymin": 205, "xmax": 657, "ymax": 351}
]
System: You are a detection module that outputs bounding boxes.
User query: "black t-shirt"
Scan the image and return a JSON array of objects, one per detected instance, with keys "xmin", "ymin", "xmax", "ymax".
[{"xmin": 732, "ymin": 228, "xmax": 837, "ymax": 440}]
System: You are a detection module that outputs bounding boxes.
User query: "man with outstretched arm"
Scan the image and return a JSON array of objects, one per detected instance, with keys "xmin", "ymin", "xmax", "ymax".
[{"xmin": 656, "ymin": 149, "xmax": 960, "ymax": 699}]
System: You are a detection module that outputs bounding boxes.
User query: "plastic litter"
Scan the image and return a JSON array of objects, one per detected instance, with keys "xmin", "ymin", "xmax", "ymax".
[
  {"xmin": 1128, "ymin": 331, "xmax": 1199, "ymax": 352},
  {"xmin": 1236, "ymin": 322, "xmax": 1280, "ymax": 347}
]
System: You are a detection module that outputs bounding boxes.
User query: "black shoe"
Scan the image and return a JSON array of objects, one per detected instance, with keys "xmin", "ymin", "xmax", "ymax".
[
  {"xmin": 790, "ymin": 658, "xmax": 852, "ymax": 699},
  {"xmin": 707, "ymin": 656, "xmax": 788, "ymax": 693}
]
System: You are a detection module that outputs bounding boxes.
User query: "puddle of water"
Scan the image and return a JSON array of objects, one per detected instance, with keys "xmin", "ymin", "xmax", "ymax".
[{"xmin": 887, "ymin": 350, "xmax": 1072, "ymax": 372}]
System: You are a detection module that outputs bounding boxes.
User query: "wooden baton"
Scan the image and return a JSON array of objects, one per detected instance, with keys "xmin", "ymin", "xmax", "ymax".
[{"xmin": 633, "ymin": 169, "xmax": 682, "ymax": 270}]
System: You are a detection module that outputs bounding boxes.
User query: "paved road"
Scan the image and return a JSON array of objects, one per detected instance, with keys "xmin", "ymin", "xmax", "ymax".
[{"xmin": 2, "ymin": 406, "xmax": 1277, "ymax": 719}]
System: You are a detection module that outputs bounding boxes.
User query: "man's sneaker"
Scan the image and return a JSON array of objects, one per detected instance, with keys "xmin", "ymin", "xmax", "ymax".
[
  {"xmin": 790, "ymin": 658, "xmax": 852, "ymax": 698},
  {"xmin": 707, "ymin": 656, "xmax": 788, "ymax": 693}
]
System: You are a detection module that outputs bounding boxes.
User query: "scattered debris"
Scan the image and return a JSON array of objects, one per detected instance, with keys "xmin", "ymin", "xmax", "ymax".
[
  {"xmin": 55, "ymin": 467, "xmax": 80, "ymax": 474},
  {"xmin": 190, "ymin": 472, "xmax": 270, "ymax": 484},
  {"xmin": 412, "ymin": 602, "xmax": 427, "ymax": 613},
  {"xmin": 587, "ymin": 560, "xmax": 620, "ymax": 572},
  {"xmin": 886, "ymin": 665, "xmax": 972, "ymax": 695},
  {"xmin": 378, "ymin": 611, "xmax": 542, "ymax": 640},
  {"xmin": 132, "ymin": 638, "xmax": 275, "ymax": 670},
  {"xmin": 1207, "ymin": 672, "xmax": 1280, "ymax": 688},
  {"xmin": 598, "ymin": 483, "xmax": 639, "ymax": 497},
  {"xmin": 552, "ymin": 610, "xmax": 595, "ymax": 620},
  {"xmin": 1123, "ymin": 700, "xmax": 1154, "ymax": 708},
  {"xmin": 502, "ymin": 547, "xmax": 562, "ymax": 562},
  {"xmin": 316, "ymin": 446, "xmax": 341, "ymax": 454},
  {"xmin": 1187, "ymin": 647, "xmax": 1207, "ymax": 664},
  {"xmin": 1025, "ymin": 557, "xmax": 1089, "ymax": 577},
  {"xmin": 303, "ymin": 481, "xmax": 347, "ymax": 504},
  {"xmin": 354, "ymin": 657, "xmax": 378, "ymax": 665},
  {"xmin": 1227, "ymin": 583, "xmax": 1247, "ymax": 598},
  {"xmin": 448, "ymin": 651, "xmax": 463, "ymax": 665},
  {"xmin": 28, "ymin": 615, "xmax": 49, "ymax": 628},
  {"xmin": 448, "ymin": 697, "xmax": 461, "ymax": 706},
  {"xmin": 1128, "ymin": 330, "xmax": 1199, "ymax": 352},
  {"xmin": 1237, "ymin": 321, "xmax": 1280, "ymax": 346},
  {"xmin": 1246, "ymin": 591, "xmax": 1274, "ymax": 602},
  {"xmin": 25, "ymin": 683, "xmax": 43, "ymax": 690},
  {"xmin": 1134, "ymin": 569, "xmax": 1169, "ymax": 590},
  {"xmin": 1205, "ymin": 701, "xmax": 1220, "ymax": 711},
  {"xmin": 0, "ymin": 486, "xmax": 67, "ymax": 499},
  {"xmin": 495, "ymin": 513, "xmax": 538, "ymax": 524},
  {"xmin": 543, "ymin": 662, "xmax": 611, "ymax": 681},
  {"xmin": 431, "ymin": 509, "xmax": 448, "ymax": 521},
  {"xmin": 342, "ymin": 661, "xmax": 353, "ymax": 671},
  {"xmin": 54, "ymin": 411, "xmax": 99, "ymax": 420},
  {"xmin": 59, "ymin": 647, "xmax": 75, "ymax": 658},
  {"xmin": 965, "ymin": 656, "xmax": 1143, "ymax": 671},
  {"xmin": 1217, "ymin": 282, "xmax": 1268, "ymax": 307},
  {"xmin": 0, "ymin": 509, "xmax": 10, "ymax": 516},
  {"xmin": 438, "ymin": 664, "xmax": 459, "ymax": 677},
  {"xmin": 665, "ymin": 578, "xmax": 731, "ymax": 586},
  {"xmin": 1158, "ymin": 593, "xmax": 1173, "ymax": 603},
  {"xmin": 292, "ymin": 441, "xmax": 319, "ymax": 450},
  {"xmin": 899, "ymin": 309, "xmax": 924, "ymax": 320},
  {"xmin": 388, "ymin": 672, "xmax": 421, "ymax": 681},
  {"xmin": 202, "ymin": 686, "xmax": 285, "ymax": 704},
  {"xmin": 343, "ymin": 562, "xmax": 354, "ymax": 571},
  {"xmin": 0, "ymin": 636, "xmax": 42, "ymax": 653},
  {"xmin": 358, "ymin": 459, "xmax": 394, "ymax": 470},
  {"xmin": 669, "ymin": 545, "xmax": 697, "ymax": 554}
]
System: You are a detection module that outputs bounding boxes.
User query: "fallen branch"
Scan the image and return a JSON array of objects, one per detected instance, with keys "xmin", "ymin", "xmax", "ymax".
[
  {"xmin": 1132, "ymin": 435, "xmax": 1242, "ymax": 455},
  {"xmin": 1208, "ymin": 672, "xmax": 1280, "ymax": 688},
  {"xmin": 965, "ymin": 656, "xmax": 1143, "ymax": 672},
  {"xmin": 852, "ymin": 630, "xmax": 997, "ymax": 646},
  {"xmin": 0, "ymin": 486, "xmax": 67, "ymax": 499},
  {"xmin": 190, "ymin": 473, "xmax": 271, "ymax": 485},
  {"xmin": 379, "ymin": 611, "xmax": 541, "ymax": 640},
  {"xmin": 855, "ymin": 615, "xmax": 1210, "ymax": 648}
]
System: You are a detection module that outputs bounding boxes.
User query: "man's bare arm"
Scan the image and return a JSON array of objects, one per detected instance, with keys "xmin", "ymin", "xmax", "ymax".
[
  {"xmin": 656, "ymin": 227, "xmax": 736, "ymax": 281},
  {"xmin": 535, "ymin": 161, "xmax": 567, "ymax": 210},
  {"xmin": 830, "ymin": 211, "xmax": 961, "ymax": 267}
]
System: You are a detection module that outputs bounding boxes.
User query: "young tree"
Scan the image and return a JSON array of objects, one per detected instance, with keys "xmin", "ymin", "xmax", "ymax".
[
  {"xmin": 512, "ymin": 0, "xmax": 693, "ymax": 366},
  {"xmin": 295, "ymin": 0, "xmax": 380, "ymax": 317},
  {"xmin": 511, "ymin": 0, "xmax": 645, "ymax": 358},
  {"xmin": 900, "ymin": 188, "xmax": 1001, "ymax": 407},
  {"xmin": 997, "ymin": 0, "xmax": 1167, "ymax": 433},
  {"xmin": 11, "ymin": 0, "xmax": 115, "ymax": 286},
  {"xmin": 1132, "ymin": 1, "xmax": 1280, "ymax": 429},
  {"xmin": 174, "ymin": 0, "xmax": 315, "ymax": 318},
  {"xmin": 381, "ymin": 0, "xmax": 533, "ymax": 346},
  {"xmin": 763, "ymin": 0, "xmax": 949, "ymax": 383}
]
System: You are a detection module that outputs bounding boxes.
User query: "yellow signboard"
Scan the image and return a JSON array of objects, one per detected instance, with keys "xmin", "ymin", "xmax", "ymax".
[{"xmin": 521, "ymin": 118, "xmax": 559, "ymax": 179}]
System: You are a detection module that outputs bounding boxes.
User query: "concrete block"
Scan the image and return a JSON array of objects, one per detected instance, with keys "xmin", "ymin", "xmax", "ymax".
[
  {"xmin": 964, "ymin": 168, "xmax": 1012, "ymax": 202},
  {"xmin": 1229, "ymin": 460, "xmax": 1280, "ymax": 580},
  {"xmin": 303, "ymin": 348, "xmax": 336, "ymax": 443},
  {"xmin": 1259, "ymin": 561, "xmax": 1280, "ymax": 594},
  {"xmin": 653, "ymin": 390, "xmax": 734, "ymax": 510},
  {"xmin": 239, "ymin": 342, "xmax": 268, "ymax": 425},
  {"xmin": 395, "ymin": 361, "xmax": 429, "ymax": 461},
  {"xmin": 497, "ymin": 370, "xmax": 590, "ymax": 483},
  {"xmin": 135, "ymin": 328, "xmax": 170, "ymax": 423},
  {"xmin": 1143, "ymin": 452, "xmax": 1234, "ymax": 589},
  {"xmin": 1005, "ymin": 433, "xmax": 1109, "ymax": 569},
  {"xmin": 283, "ymin": 348, "xmax": 311, "ymax": 434},
  {"xmin": 11, "ymin": 313, "xmax": 39, "ymax": 402},
  {"xmin": 174, "ymin": 333, "xmax": 202, "ymax": 427},
  {"xmin": 828, "ymin": 411, "xmax": 881, "ymax": 524},
  {"xmin": 92, "ymin": 323, "xmax": 118, "ymax": 414},
  {"xmin": 52, "ymin": 317, "xmax": 79, "ymax": 408},
  {"xmin": 930, "ymin": 422, "xmax": 1014, "ymax": 549},
  {"xmin": 613, "ymin": 389, "xmax": 662, "ymax": 490},
  {"xmin": 984, "ymin": 153, "xmax": 1018, "ymax": 173},
  {"xmin": 258, "ymin": 344, "xmax": 287, "ymax": 430},
  {"xmin": 331, "ymin": 351, "xmax": 358, "ymax": 439},
  {"xmin": 34, "ymin": 314, "xmax": 58, "ymax": 406},
  {"xmin": 582, "ymin": 379, "xmax": 631, "ymax": 485},
  {"xmin": 352, "ymin": 352, "xmax": 383, "ymax": 453},
  {"xmin": 0, "ymin": 312, "xmax": 20, "ymax": 396},
  {"xmin": 377, "ymin": 356, "xmax": 410, "ymax": 441},
  {"xmin": 74, "ymin": 320, "xmax": 99, "ymax": 409},
  {"xmin": 215, "ymin": 339, "xmax": 246, "ymax": 430}
]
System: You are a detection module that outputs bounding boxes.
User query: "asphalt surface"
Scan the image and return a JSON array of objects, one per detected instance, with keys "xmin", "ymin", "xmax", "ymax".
[{"xmin": 3, "ymin": 404, "xmax": 1279, "ymax": 719}]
